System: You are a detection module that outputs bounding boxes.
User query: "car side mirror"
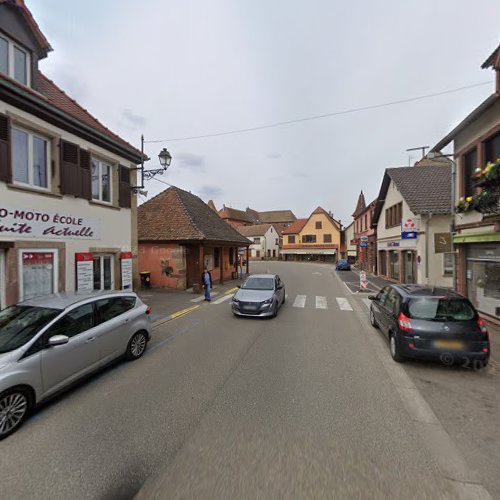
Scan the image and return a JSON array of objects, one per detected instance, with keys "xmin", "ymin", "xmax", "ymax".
[
  {"xmin": 48, "ymin": 335, "xmax": 69, "ymax": 347},
  {"xmin": 237, "ymin": 285, "xmax": 241, "ymax": 288},
  {"xmin": 368, "ymin": 295, "xmax": 377, "ymax": 301}
]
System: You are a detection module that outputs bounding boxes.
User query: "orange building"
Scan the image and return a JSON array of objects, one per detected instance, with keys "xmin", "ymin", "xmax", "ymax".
[{"xmin": 281, "ymin": 207, "xmax": 341, "ymax": 262}]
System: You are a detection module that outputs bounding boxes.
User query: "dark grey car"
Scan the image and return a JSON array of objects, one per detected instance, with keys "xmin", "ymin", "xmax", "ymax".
[{"xmin": 232, "ymin": 274, "xmax": 286, "ymax": 318}]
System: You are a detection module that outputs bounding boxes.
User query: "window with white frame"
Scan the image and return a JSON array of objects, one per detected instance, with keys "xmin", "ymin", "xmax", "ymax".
[
  {"xmin": 91, "ymin": 158, "xmax": 112, "ymax": 203},
  {"xmin": 11, "ymin": 127, "xmax": 50, "ymax": 189},
  {"xmin": 443, "ymin": 253, "xmax": 454, "ymax": 277},
  {"xmin": 0, "ymin": 34, "xmax": 31, "ymax": 86},
  {"xmin": 93, "ymin": 255, "xmax": 114, "ymax": 290}
]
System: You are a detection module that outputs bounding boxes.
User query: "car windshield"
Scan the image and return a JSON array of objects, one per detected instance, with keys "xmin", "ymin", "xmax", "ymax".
[
  {"xmin": 0, "ymin": 305, "xmax": 61, "ymax": 354},
  {"xmin": 241, "ymin": 277, "xmax": 275, "ymax": 291},
  {"xmin": 407, "ymin": 298, "xmax": 476, "ymax": 321},
  {"xmin": 338, "ymin": 260, "xmax": 347, "ymax": 264}
]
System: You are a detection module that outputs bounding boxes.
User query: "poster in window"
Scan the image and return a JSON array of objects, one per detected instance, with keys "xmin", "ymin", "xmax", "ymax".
[
  {"xmin": 121, "ymin": 252, "xmax": 133, "ymax": 290},
  {"xmin": 22, "ymin": 252, "xmax": 54, "ymax": 300},
  {"xmin": 76, "ymin": 252, "xmax": 94, "ymax": 291}
]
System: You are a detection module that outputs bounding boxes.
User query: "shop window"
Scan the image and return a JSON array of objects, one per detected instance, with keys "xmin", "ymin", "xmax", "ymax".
[
  {"xmin": 18, "ymin": 250, "xmax": 58, "ymax": 301},
  {"xmin": 12, "ymin": 127, "xmax": 50, "ymax": 189},
  {"xmin": 91, "ymin": 159, "xmax": 112, "ymax": 203},
  {"xmin": 390, "ymin": 251, "xmax": 399, "ymax": 280},
  {"xmin": 443, "ymin": 253, "xmax": 454, "ymax": 276},
  {"xmin": 93, "ymin": 255, "xmax": 114, "ymax": 290}
]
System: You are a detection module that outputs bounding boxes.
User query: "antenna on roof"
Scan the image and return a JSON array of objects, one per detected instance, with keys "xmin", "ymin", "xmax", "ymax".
[{"xmin": 406, "ymin": 146, "xmax": 429, "ymax": 161}]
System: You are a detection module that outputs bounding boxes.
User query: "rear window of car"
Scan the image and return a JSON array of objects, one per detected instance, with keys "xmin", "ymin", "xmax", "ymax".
[
  {"xmin": 0, "ymin": 305, "xmax": 61, "ymax": 353},
  {"xmin": 407, "ymin": 298, "xmax": 476, "ymax": 321}
]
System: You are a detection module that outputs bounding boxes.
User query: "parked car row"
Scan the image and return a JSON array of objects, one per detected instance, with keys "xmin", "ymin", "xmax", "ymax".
[{"xmin": 0, "ymin": 291, "xmax": 152, "ymax": 439}]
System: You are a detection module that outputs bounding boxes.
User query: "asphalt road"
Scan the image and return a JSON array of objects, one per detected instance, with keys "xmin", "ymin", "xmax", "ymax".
[{"xmin": 0, "ymin": 261, "xmax": 497, "ymax": 499}]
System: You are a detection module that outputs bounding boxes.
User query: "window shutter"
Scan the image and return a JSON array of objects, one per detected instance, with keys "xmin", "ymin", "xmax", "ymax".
[
  {"xmin": 79, "ymin": 149, "xmax": 91, "ymax": 199},
  {"xmin": 60, "ymin": 140, "xmax": 80, "ymax": 195},
  {"xmin": 119, "ymin": 165, "xmax": 131, "ymax": 208},
  {"xmin": 0, "ymin": 113, "xmax": 12, "ymax": 183}
]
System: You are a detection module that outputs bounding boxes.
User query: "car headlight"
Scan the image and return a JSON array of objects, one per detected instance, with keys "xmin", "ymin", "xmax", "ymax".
[
  {"xmin": 262, "ymin": 298, "xmax": 273, "ymax": 305},
  {"xmin": 232, "ymin": 298, "xmax": 239, "ymax": 303}
]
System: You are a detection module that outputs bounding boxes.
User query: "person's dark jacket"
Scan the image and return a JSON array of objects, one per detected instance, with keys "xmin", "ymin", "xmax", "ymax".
[{"xmin": 201, "ymin": 271, "xmax": 213, "ymax": 288}]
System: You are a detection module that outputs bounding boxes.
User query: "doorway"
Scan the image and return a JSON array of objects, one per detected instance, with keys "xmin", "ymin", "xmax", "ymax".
[
  {"xmin": 404, "ymin": 251, "xmax": 416, "ymax": 284},
  {"xmin": 185, "ymin": 246, "xmax": 200, "ymax": 288}
]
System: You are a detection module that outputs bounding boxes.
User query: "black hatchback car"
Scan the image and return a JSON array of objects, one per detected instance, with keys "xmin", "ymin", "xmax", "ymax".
[{"xmin": 369, "ymin": 285, "xmax": 490, "ymax": 367}]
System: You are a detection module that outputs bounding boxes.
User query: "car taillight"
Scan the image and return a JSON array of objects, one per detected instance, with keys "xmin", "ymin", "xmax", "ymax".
[
  {"xmin": 146, "ymin": 306, "xmax": 152, "ymax": 315},
  {"xmin": 477, "ymin": 318, "xmax": 489, "ymax": 340},
  {"xmin": 398, "ymin": 312, "xmax": 413, "ymax": 333}
]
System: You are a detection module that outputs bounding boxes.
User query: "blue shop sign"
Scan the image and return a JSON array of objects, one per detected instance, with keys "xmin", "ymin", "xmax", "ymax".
[{"xmin": 401, "ymin": 231, "xmax": 417, "ymax": 239}]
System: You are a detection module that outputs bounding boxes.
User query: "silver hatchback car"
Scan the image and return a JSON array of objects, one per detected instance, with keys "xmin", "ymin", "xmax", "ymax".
[
  {"xmin": 232, "ymin": 274, "xmax": 286, "ymax": 318},
  {"xmin": 0, "ymin": 291, "xmax": 152, "ymax": 439}
]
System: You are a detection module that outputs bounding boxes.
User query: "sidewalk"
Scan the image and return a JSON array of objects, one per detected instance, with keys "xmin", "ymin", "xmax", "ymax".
[{"xmin": 137, "ymin": 278, "xmax": 244, "ymax": 324}]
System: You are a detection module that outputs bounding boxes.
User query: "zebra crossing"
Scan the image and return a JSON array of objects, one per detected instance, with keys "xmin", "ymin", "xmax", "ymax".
[{"xmin": 190, "ymin": 291, "xmax": 373, "ymax": 312}]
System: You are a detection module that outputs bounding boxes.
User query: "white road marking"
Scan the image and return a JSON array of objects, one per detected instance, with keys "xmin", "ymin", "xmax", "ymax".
[
  {"xmin": 191, "ymin": 292, "xmax": 219, "ymax": 303},
  {"xmin": 212, "ymin": 293, "xmax": 234, "ymax": 304},
  {"xmin": 336, "ymin": 297, "xmax": 353, "ymax": 311},
  {"xmin": 315, "ymin": 296, "xmax": 328, "ymax": 309},
  {"xmin": 293, "ymin": 295, "xmax": 306, "ymax": 308},
  {"xmin": 212, "ymin": 294, "xmax": 234, "ymax": 305},
  {"xmin": 362, "ymin": 298, "xmax": 372, "ymax": 309},
  {"xmin": 312, "ymin": 272, "xmax": 322, "ymax": 275}
]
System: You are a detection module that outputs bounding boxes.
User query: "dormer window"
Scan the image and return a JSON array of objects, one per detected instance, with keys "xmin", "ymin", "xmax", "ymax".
[{"xmin": 0, "ymin": 34, "xmax": 31, "ymax": 86}]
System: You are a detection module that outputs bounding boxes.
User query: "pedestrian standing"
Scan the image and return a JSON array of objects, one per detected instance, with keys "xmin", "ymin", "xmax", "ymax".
[{"xmin": 201, "ymin": 267, "xmax": 213, "ymax": 301}]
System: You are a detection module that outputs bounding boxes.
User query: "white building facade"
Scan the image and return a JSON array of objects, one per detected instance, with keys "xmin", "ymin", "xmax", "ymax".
[{"xmin": 237, "ymin": 224, "xmax": 280, "ymax": 260}]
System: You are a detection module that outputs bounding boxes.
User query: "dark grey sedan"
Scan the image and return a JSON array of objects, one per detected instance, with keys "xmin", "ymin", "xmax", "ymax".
[{"xmin": 232, "ymin": 274, "xmax": 286, "ymax": 318}]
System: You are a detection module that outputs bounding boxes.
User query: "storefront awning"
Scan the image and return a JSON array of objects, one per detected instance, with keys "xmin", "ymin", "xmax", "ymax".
[
  {"xmin": 281, "ymin": 248, "xmax": 337, "ymax": 255},
  {"xmin": 454, "ymin": 232, "xmax": 500, "ymax": 244}
]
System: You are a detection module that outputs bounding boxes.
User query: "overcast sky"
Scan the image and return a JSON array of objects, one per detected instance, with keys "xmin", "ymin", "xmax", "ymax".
[{"xmin": 30, "ymin": 1, "xmax": 499, "ymax": 224}]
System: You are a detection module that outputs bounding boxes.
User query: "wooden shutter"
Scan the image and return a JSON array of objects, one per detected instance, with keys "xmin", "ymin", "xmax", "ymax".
[
  {"xmin": 118, "ymin": 165, "xmax": 131, "ymax": 208},
  {"xmin": 60, "ymin": 140, "xmax": 80, "ymax": 195},
  {"xmin": 0, "ymin": 113, "xmax": 11, "ymax": 183},
  {"xmin": 79, "ymin": 149, "xmax": 91, "ymax": 199}
]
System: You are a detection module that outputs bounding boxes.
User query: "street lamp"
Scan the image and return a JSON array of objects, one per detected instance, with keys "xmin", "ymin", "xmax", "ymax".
[{"xmin": 131, "ymin": 135, "xmax": 173, "ymax": 192}]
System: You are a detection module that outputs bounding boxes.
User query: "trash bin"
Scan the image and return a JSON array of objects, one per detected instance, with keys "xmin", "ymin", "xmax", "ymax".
[{"xmin": 140, "ymin": 271, "xmax": 151, "ymax": 289}]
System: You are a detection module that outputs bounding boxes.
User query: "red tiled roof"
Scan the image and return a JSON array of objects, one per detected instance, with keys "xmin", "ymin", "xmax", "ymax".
[
  {"xmin": 138, "ymin": 187, "xmax": 251, "ymax": 245},
  {"xmin": 219, "ymin": 206, "xmax": 253, "ymax": 223},
  {"xmin": 282, "ymin": 218, "xmax": 308, "ymax": 235},
  {"xmin": 1, "ymin": 0, "xmax": 52, "ymax": 53},
  {"xmin": 352, "ymin": 191, "xmax": 366, "ymax": 217}
]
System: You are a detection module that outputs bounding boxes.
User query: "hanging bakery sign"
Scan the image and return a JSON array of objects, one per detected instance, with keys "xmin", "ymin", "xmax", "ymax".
[{"xmin": 0, "ymin": 205, "xmax": 100, "ymax": 240}]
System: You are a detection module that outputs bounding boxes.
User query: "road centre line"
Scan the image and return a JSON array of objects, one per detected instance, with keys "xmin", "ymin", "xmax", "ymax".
[
  {"xmin": 336, "ymin": 297, "xmax": 353, "ymax": 311},
  {"xmin": 293, "ymin": 295, "xmax": 306, "ymax": 308},
  {"xmin": 213, "ymin": 293, "xmax": 234, "ymax": 305}
]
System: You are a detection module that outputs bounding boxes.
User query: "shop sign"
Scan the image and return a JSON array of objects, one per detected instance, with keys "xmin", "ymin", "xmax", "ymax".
[
  {"xmin": 434, "ymin": 233, "xmax": 452, "ymax": 254},
  {"xmin": 76, "ymin": 252, "xmax": 94, "ymax": 291},
  {"xmin": 360, "ymin": 235, "xmax": 368, "ymax": 242},
  {"xmin": 387, "ymin": 241, "xmax": 400, "ymax": 247},
  {"xmin": 401, "ymin": 231, "xmax": 417, "ymax": 240},
  {"xmin": 120, "ymin": 251, "xmax": 133, "ymax": 290},
  {"xmin": 360, "ymin": 243, "xmax": 368, "ymax": 248},
  {"xmin": 401, "ymin": 218, "xmax": 418, "ymax": 233},
  {"xmin": 0, "ymin": 205, "xmax": 100, "ymax": 240},
  {"xmin": 350, "ymin": 239, "xmax": 358, "ymax": 245}
]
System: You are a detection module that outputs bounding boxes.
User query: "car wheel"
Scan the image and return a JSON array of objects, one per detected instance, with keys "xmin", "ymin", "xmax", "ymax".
[
  {"xmin": 389, "ymin": 333, "xmax": 404, "ymax": 363},
  {"xmin": 282, "ymin": 290, "xmax": 286, "ymax": 304},
  {"xmin": 272, "ymin": 302, "xmax": 278, "ymax": 318},
  {"xmin": 126, "ymin": 331, "xmax": 148, "ymax": 360},
  {"xmin": 0, "ymin": 388, "xmax": 31, "ymax": 440},
  {"xmin": 369, "ymin": 308, "xmax": 378, "ymax": 329}
]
